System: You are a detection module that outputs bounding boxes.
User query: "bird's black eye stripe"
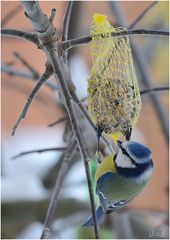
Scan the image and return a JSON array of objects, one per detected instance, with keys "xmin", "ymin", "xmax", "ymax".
[
  {"xmin": 121, "ymin": 147, "xmax": 137, "ymax": 166},
  {"xmin": 113, "ymin": 153, "xmax": 117, "ymax": 163}
]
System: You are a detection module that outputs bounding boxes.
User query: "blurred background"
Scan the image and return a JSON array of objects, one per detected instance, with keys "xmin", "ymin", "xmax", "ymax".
[{"xmin": 1, "ymin": 1, "xmax": 169, "ymax": 239}]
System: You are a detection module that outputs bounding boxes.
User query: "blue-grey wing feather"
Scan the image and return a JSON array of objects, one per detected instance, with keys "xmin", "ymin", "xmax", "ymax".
[{"xmin": 96, "ymin": 172, "xmax": 135, "ymax": 213}]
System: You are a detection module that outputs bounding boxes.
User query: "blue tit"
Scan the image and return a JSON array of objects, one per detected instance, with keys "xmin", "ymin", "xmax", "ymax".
[{"xmin": 83, "ymin": 140, "xmax": 154, "ymax": 227}]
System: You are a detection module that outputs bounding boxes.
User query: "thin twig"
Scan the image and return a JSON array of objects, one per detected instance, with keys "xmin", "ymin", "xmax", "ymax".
[
  {"xmin": 63, "ymin": 29, "xmax": 169, "ymax": 50},
  {"xmin": 129, "ymin": 1, "xmax": 158, "ymax": 29},
  {"xmin": 140, "ymin": 86, "xmax": 169, "ymax": 95},
  {"xmin": 48, "ymin": 117, "xmax": 67, "ymax": 127},
  {"xmin": 47, "ymin": 49, "xmax": 99, "ymax": 239},
  {"xmin": 62, "ymin": 1, "xmax": 74, "ymax": 64},
  {"xmin": 49, "ymin": 8, "xmax": 56, "ymax": 23},
  {"xmin": 13, "ymin": 51, "xmax": 40, "ymax": 79},
  {"xmin": 40, "ymin": 139, "xmax": 77, "ymax": 239},
  {"xmin": 2, "ymin": 63, "xmax": 36, "ymax": 80},
  {"xmin": 2, "ymin": 77, "xmax": 53, "ymax": 109},
  {"xmin": 12, "ymin": 147, "xmax": 67, "ymax": 160},
  {"xmin": 1, "ymin": 5, "xmax": 22, "ymax": 27},
  {"xmin": 62, "ymin": 1, "xmax": 74, "ymax": 42},
  {"xmin": 1, "ymin": 63, "xmax": 57, "ymax": 91},
  {"xmin": 20, "ymin": 1, "xmax": 99, "ymax": 238},
  {"xmin": 1, "ymin": 28, "xmax": 39, "ymax": 46},
  {"xmin": 12, "ymin": 68, "xmax": 53, "ymax": 136}
]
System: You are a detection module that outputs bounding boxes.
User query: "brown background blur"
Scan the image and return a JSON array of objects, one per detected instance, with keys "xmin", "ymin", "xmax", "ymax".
[{"xmin": 1, "ymin": 0, "xmax": 169, "ymax": 214}]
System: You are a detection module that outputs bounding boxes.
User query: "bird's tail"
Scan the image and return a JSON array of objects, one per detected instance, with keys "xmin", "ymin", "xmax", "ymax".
[{"xmin": 82, "ymin": 206, "xmax": 105, "ymax": 227}]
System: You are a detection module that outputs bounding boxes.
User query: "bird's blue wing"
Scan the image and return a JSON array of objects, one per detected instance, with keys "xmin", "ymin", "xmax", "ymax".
[
  {"xmin": 98, "ymin": 189, "xmax": 133, "ymax": 214},
  {"xmin": 82, "ymin": 206, "xmax": 105, "ymax": 227},
  {"xmin": 96, "ymin": 172, "xmax": 134, "ymax": 213}
]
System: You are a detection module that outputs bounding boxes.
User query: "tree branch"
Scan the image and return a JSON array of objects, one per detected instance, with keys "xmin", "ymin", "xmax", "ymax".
[
  {"xmin": 40, "ymin": 139, "xmax": 77, "ymax": 239},
  {"xmin": 141, "ymin": 86, "xmax": 169, "ymax": 95},
  {"xmin": 20, "ymin": 1, "xmax": 99, "ymax": 238},
  {"xmin": 63, "ymin": 29, "xmax": 169, "ymax": 51},
  {"xmin": 1, "ymin": 28, "xmax": 39, "ymax": 46},
  {"xmin": 46, "ymin": 48, "xmax": 99, "ymax": 239},
  {"xmin": 2, "ymin": 63, "xmax": 36, "ymax": 80},
  {"xmin": 13, "ymin": 51, "xmax": 40, "ymax": 79},
  {"xmin": 61, "ymin": 1, "xmax": 74, "ymax": 63},
  {"xmin": 12, "ymin": 147, "xmax": 67, "ymax": 160},
  {"xmin": 48, "ymin": 116, "xmax": 67, "ymax": 127},
  {"xmin": 129, "ymin": 1, "xmax": 158, "ymax": 29},
  {"xmin": 12, "ymin": 67, "xmax": 53, "ymax": 136},
  {"xmin": 49, "ymin": 8, "xmax": 56, "ymax": 23},
  {"xmin": 1, "ymin": 4, "xmax": 22, "ymax": 27},
  {"xmin": 20, "ymin": 1, "xmax": 50, "ymax": 33},
  {"xmin": 62, "ymin": 1, "xmax": 74, "ymax": 42},
  {"xmin": 1, "ymin": 63, "xmax": 58, "ymax": 91}
]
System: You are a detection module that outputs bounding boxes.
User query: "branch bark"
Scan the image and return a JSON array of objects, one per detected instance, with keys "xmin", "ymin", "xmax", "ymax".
[
  {"xmin": 20, "ymin": 1, "xmax": 99, "ymax": 238},
  {"xmin": 1, "ymin": 4, "xmax": 22, "ymax": 27},
  {"xmin": 12, "ymin": 147, "xmax": 67, "ymax": 160},
  {"xmin": 12, "ymin": 67, "xmax": 53, "ymax": 135},
  {"xmin": 1, "ymin": 63, "xmax": 57, "ymax": 91},
  {"xmin": 128, "ymin": 1, "xmax": 158, "ymax": 29},
  {"xmin": 141, "ymin": 86, "xmax": 169, "ymax": 95},
  {"xmin": 40, "ymin": 139, "xmax": 77, "ymax": 239},
  {"xmin": 62, "ymin": 29, "xmax": 169, "ymax": 51},
  {"xmin": 62, "ymin": 1, "xmax": 74, "ymax": 42},
  {"xmin": 13, "ymin": 51, "xmax": 40, "ymax": 79},
  {"xmin": 1, "ymin": 28, "xmax": 39, "ymax": 46},
  {"xmin": 61, "ymin": 1, "xmax": 74, "ymax": 63}
]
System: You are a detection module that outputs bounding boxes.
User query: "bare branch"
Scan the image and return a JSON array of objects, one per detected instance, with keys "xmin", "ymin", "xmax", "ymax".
[
  {"xmin": 1, "ymin": 5, "xmax": 22, "ymax": 27},
  {"xmin": 63, "ymin": 29, "xmax": 169, "ymax": 51},
  {"xmin": 48, "ymin": 117, "xmax": 67, "ymax": 127},
  {"xmin": 129, "ymin": 1, "xmax": 158, "ymax": 29},
  {"xmin": 1, "ymin": 63, "xmax": 58, "ymax": 91},
  {"xmin": 1, "ymin": 28, "xmax": 39, "ymax": 46},
  {"xmin": 49, "ymin": 8, "xmax": 56, "ymax": 23},
  {"xmin": 141, "ymin": 86, "xmax": 169, "ymax": 95},
  {"xmin": 62, "ymin": 1, "xmax": 74, "ymax": 41},
  {"xmin": 12, "ymin": 68, "xmax": 53, "ymax": 136},
  {"xmin": 46, "ymin": 49, "xmax": 99, "ymax": 239},
  {"xmin": 2, "ymin": 77, "xmax": 53, "ymax": 110},
  {"xmin": 20, "ymin": 1, "xmax": 50, "ymax": 33},
  {"xmin": 62, "ymin": 1, "xmax": 74, "ymax": 63},
  {"xmin": 2, "ymin": 63, "xmax": 36, "ymax": 80},
  {"xmin": 12, "ymin": 147, "xmax": 67, "ymax": 160},
  {"xmin": 40, "ymin": 139, "xmax": 77, "ymax": 239},
  {"xmin": 20, "ymin": 1, "xmax": 99, "ymax": 238},
  {"xmin": 13, "ymin": 51, "xmax": 40, "ymax": 79}
]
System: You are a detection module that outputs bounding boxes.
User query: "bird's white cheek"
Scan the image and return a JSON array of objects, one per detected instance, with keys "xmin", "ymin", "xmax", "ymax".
[{"xmin": 115, "ymin": 151, "xmax": 136, "ymax": 168}]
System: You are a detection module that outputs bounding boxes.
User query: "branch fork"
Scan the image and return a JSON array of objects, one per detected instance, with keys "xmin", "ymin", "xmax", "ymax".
[{"xmin": 19, "ymin": 1, "xmax": 99, "ymax": 238}]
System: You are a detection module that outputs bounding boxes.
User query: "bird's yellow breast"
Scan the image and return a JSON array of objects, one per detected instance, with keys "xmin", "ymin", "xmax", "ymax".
[{"xmin": 95, "ymin": 155, "xmax": 116, "ymax": 183}]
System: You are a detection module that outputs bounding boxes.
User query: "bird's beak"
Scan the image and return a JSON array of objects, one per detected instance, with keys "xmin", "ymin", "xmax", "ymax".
[
  {"xmin": 125, "ymin": 126, "xmax": 132, "ymax": 141},
  {"xmin": 117, "ymin": 140, "xmax": 122, "ymax": 148}
]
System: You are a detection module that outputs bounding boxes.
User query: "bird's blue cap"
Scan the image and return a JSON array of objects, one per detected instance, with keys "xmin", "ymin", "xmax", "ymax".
[{"xmin": 121, "ymin": 141, "xmax": 152, "ymax": 164}]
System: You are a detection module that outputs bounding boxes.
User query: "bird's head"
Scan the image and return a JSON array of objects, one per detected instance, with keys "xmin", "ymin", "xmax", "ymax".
[{"xmin": 114, "ymin": 140, "xmax": 154, "ymax": 183}]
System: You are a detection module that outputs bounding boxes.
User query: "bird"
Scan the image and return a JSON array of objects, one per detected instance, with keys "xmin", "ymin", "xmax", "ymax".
[{"xmin": 83, "ymin": 140, "xmax": 154, "ymax": 227}]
